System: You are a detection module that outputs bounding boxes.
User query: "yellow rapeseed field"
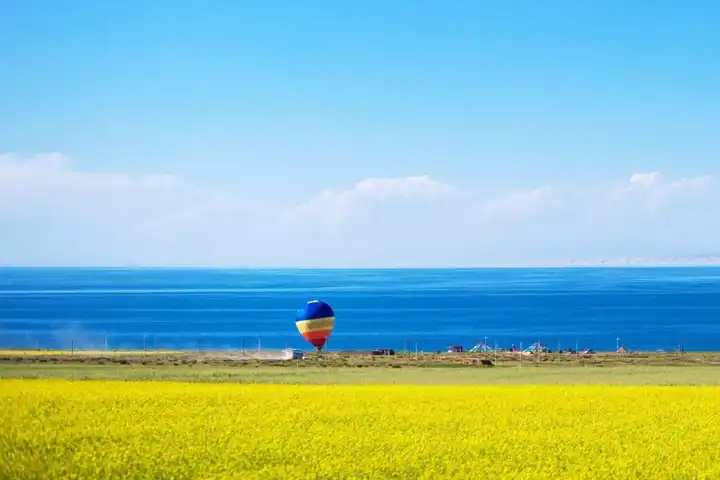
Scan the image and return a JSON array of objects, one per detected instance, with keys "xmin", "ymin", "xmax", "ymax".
[
  {"xmin": 0, "ymin": 350, "xmax": 183, "ymax": 356},
  {"xmin": 1, "ymin": 379, "xmax": 719, "ymax": 479}
]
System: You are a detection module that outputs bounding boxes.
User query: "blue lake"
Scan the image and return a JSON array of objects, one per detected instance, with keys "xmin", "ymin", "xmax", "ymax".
[{"xmin": 0, "ymin": 267, "xmax": 718, "ymax": 352}]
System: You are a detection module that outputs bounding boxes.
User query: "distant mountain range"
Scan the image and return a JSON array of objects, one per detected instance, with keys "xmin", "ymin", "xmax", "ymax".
[
  {"xmin": 470, "ymin": 253, "xmax": 720, "ymax": 268},
  {"xmin": 560, "ymin": 254, "xmax": 720, "ymax": 267}
]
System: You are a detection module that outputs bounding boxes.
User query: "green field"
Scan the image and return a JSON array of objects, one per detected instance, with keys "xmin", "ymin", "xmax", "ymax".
[{"xmin": 1, "ymin": 362, "xmax": 718, "ymax": 385}]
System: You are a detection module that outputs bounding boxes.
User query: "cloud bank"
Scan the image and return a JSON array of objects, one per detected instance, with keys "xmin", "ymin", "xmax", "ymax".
[{"xmin": 1, "ymin": 153, "xmax": 718, "ymax": 267}]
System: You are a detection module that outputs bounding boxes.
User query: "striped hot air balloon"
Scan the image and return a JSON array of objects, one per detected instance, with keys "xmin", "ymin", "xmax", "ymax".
[{"xmin": 295, "ymin": 300, "xmax": 335, "ymax": 351}]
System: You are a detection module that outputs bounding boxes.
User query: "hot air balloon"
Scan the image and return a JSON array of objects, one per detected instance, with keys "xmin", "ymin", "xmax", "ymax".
[{"xmin": 295, "ymin": 300, "xmax": 335, "ymax": 351}]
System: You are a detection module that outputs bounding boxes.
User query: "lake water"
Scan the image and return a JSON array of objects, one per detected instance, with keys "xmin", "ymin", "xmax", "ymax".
[{"xmin": 1, "ymin": 267, "xmax": 719, "ymax": 352}]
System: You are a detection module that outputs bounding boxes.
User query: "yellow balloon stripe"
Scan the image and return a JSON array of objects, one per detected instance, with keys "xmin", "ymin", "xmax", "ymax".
[{"xmin": 295, "ymin": 317, "xmax": 335, "ymax": 334}]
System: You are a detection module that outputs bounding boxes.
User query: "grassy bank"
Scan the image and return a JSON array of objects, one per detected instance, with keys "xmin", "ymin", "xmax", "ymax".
[
  {"xmin": 1, "ymin": 362, "xmax": 718, "ymax": 385},
  {"xmin": 2, "ymin": 349, "xmax": 719, "ymax": 366}
]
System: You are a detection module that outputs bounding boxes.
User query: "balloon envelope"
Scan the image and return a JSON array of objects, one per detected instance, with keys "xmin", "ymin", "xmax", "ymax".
[{"xmin": 295, "ymin": 300, "xmax": 335, "ymax": 351}]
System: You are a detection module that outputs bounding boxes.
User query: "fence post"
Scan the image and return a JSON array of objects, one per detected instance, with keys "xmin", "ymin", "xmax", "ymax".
[
  {"xmin": 520, "ymin": 342, "xmax": 523, "ymax": 367},
  {"xmin": 575, "ymin": 341, "xmax": 579, "ymax": 364}
]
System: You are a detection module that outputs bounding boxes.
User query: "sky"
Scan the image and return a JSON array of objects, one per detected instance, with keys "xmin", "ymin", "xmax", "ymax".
[{"xmin": 1, "ymin": 0, "xmax": 719, "ymax": 267}]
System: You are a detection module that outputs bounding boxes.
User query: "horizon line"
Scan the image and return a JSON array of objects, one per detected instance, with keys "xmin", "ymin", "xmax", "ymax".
[{"xmin": 2, "ymin": 263, "xmax": 720, "ymax": 270}]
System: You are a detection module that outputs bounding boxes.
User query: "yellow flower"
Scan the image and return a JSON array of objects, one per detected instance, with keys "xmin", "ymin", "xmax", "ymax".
[{"xmin": 1, "ymin": 381, "xmax": 719, "ymax": 479}]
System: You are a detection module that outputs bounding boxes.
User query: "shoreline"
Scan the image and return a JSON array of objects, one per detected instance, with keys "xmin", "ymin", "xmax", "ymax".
[{"xmin": 2, "ymin": 349, "xmax": 719, "ymax": 368}]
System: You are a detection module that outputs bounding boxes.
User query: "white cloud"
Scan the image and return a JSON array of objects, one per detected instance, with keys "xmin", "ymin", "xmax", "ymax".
[
  {"xmin": 0, "ymin": 153, "xmax": 262, "ymax": 265},
  {"xmin": 1, "ymin": 153, "xmax": 718, "ymax": 266},
  {"xmin": 477, "ymin": 185, "xmax": 561, "ymax": 221},
  {"xmin": 629, "ymin": 172, "xmax": 663, "ymax": 187},
  {"xmin": 0, "ymin": 153, "xmax": 181, "ymax": 204},
  {"xmin": 284, "ymin": 175, "xmax": 459, "ymax": 236},
  {"xmin": 613, "ymin": 171, "xmax": 714, "ymax": 200},
  {"xmin": 607, "ymin": 171, "xmax": 716, "ymax": 222}
]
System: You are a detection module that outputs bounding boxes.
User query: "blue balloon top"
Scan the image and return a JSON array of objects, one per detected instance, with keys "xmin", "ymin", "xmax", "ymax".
[{"xmin": 296, "ymin": 300, "xmax": 335, "ymax": 321}]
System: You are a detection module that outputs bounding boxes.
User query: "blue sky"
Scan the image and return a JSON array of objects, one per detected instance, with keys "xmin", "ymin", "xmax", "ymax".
[{"xmin": 1, "ymin": 1, "xmax": 719, "ymax": 266}]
